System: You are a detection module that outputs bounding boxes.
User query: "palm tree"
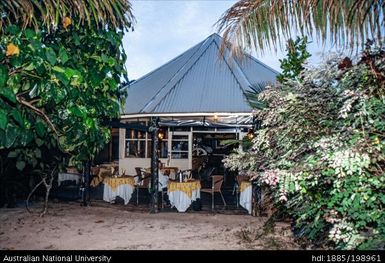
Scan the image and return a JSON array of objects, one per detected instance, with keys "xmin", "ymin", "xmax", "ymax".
[
  {"xmin": 0, "ymin": 0, "xmax": 135, "ymax": 32},
  {"xmin": 216, "ymin": 0, "xmax": 384, "ymax": 54}
]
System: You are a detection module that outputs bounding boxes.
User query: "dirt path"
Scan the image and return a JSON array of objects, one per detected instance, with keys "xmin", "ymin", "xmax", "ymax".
[{"xmin": 0, "ymin": 202, "xmax": 299, "ymax": 250}]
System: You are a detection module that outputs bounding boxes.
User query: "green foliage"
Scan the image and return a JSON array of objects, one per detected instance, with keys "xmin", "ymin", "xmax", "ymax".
[
  {"xmin": 216, "ymin": 0, "xmax": 384, "ymax": 54},
  {"xmin": 224, "ymin": 44, "xmax": 385, "ymax": 249},
  {"xmin": 0, "ymin": 0, "xmax": 134, "ymax": 33},
  {"xmin": 0, "ymin": 9, "xmax": 130, "ymax": 175},
  {"xmin": 244, "ymin": 82, "xmax": 268, "ymax": 110},
  {"xmin": 277, "ymin": 37, "xmax": 310, "ymax": 83}
]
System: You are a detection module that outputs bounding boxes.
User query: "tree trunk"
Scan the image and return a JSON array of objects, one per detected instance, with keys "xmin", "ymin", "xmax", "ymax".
[
  {"xmin": 40, "ymin": 171, "xmax": 55, "ymax": 217},
  {"xmin": 150, "ymin": 117, "xmax": 159, "ymax": 213},
  {"xmin": 25, "ymin": 166, "xmax": 57, "ymax": 217},
  {"xmin": 82, "ymin": 160, "xmax": 91, "ymax": 206}
]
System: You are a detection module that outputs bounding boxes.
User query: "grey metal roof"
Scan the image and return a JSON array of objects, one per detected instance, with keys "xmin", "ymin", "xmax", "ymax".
[{"xmin": 123, "ymin": 33, "xmax": 278, "ymax": 115}]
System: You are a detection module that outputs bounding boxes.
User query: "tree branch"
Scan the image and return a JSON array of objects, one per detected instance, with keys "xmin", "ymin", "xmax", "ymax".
[
  {"xmin": 16, "ymin": 96, "xmax": 59, "ymax": 135},
  {"xmin": 25, "ymin": 178, "xmax": 44, "ymax": 214},
  {"xmin": 16, "ymin": 90, "xmax": 30, "ymax": 97},
  {"xmin": 28, "ymin": 98, "xmax": 41, "ymax": 105},
  {"xmin": 40, "ymin": 167, "xmax": 57, "ymax": 217}
]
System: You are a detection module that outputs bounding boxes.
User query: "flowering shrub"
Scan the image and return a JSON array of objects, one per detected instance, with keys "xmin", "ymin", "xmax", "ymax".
[{"xmin": 223, "ymin": 44, "xmax": 385, "ymax": 249}]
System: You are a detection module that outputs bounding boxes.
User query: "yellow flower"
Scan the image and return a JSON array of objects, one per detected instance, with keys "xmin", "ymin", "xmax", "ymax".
[
  {"xmin": 373, "ymin": 137, "xmax": 380, "ymax": 145},
  {"xmin": 6, "ymin": 43, "xmax": 20, "ymax": 57},
  {"xmin": 63, "ymin": 17, "xmax": 72, "ymax": 29}
]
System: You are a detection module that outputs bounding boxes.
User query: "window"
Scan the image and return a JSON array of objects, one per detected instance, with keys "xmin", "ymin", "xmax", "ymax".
[
  {"xmin": 125, "ymin": 123, "xmax": 147, "ymax": 158},
  {"xmin": 171, "ymin": 134, "xmax": 189, "ymax": 159},
  {"xmin": 125, "ymin": 124, "xmax": 169, "ymax": 158}
]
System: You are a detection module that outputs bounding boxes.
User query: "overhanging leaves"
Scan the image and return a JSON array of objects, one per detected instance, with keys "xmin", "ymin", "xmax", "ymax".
[
  {"xmin": 0, "ymin": 0, "xmax": 135, "ymax": 33},
  {"xmin": 216, "ymin": 0, "xmax": 385, "ymax": 55}
]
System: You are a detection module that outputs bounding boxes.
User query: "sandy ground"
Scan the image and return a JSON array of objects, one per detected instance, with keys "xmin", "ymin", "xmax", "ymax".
[{"xmin": 0, "ymin": 202, "xmax": 299, "ymax": 250}]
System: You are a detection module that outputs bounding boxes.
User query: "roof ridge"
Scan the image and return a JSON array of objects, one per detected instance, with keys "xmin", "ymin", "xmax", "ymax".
[
  {"xmin": 212, "ymin": 37, "xmax": 252, "ymax": 89},
  {"xmin": 213, "ymin": 33, "xmax": 280, "ymax": 75},
  {"xmin": 141, "ymin": 35, "xmax": 215, "ymax": 113},
  {"xmin": 243, "ymin": 53, "xmax": 280, "ymax": 75},
  {"xmin": 152, "ymin": 40, "xmax": 217, "ymax": 113},
  {"xmin": 211, "ymin": 39, "xmax": 252, "ymax": 103}
]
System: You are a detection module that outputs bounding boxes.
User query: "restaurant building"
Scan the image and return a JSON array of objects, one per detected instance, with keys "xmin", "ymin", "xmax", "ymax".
[{"xmin": 118, "ymin": 33, "xmax": 277, "ymax": 176}]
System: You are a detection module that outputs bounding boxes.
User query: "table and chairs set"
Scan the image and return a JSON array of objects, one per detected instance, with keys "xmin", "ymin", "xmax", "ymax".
[
  {"xmin": 98, "ymin": 166, "xmax": 203, "ymax": 212},
  {"xmin": 59, "ymin": 164, "xmax": 253, "ymax": 214}
]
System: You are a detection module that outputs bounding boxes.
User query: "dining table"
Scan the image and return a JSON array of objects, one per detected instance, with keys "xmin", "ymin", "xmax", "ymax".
[
  {"xmin": 239, "ymin": 181, "xmax": 252, "ymax": 214},
  {"xmin": 103, "ymin": 176, "xmax": 136, "ymax": 205},
  {"xmin": 58, "ymin": 172, "xmax": 81, "ymax": 186},
  {"xmin": 167, "ymin": 179, "xmax": 201, "ymax": 212}
]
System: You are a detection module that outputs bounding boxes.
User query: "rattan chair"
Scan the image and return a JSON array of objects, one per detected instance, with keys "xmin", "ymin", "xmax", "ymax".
[{"xmin": 200, "ymin": 175, "xmax": 226, "ymax": 210}]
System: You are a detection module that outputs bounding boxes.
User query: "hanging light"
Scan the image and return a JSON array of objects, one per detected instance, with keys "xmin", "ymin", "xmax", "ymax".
[
  {"xmin": 158, "ymin": 129, "xmax": 165, "ymax": 140},
  {"xmin": 246, "ymin": 129, "xmax": 254, "ymax": 140}
]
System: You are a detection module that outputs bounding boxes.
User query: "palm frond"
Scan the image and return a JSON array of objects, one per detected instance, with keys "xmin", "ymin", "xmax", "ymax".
[
  {"xmin": 245, "ymin": 82, "xmax": 269, "ymax": 109},
  {"xmin": 0, "ymin": 0, "xmax": 135, "ymax": 32},
  {"xmin": 216, "ymin": 0, "xmax": 384, "ymax": 55}
]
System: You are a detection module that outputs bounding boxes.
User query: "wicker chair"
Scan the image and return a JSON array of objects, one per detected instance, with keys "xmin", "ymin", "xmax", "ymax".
[{"xmin": 200, "ymin": 175, "xmax": 226, "ymax": 210}]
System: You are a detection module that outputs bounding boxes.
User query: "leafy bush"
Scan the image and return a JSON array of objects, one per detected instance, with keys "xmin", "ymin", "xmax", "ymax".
[
  {"xmin": 276, "ymin": 36, "xmax": 311, "ymax": 83},
  {"xmin": 224, "ymin": 44, "xmax": 385, "ymax": 249}
]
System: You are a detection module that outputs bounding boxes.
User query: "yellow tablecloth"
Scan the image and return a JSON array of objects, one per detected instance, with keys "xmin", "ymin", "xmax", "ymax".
[
  {"xmin": 168, "ymin": 180, "xmax": 201, "ymax": 198},
  {"xmin": 240, "ymin": 181, "xmax": 252, "ymax": 193},
  {"xmin": 104, "ymin": 177, "xmax": 135, "ymax": 191},
  {"xmin": 90, "ymin": 167, "xmax": 114, "ymax": 187}
]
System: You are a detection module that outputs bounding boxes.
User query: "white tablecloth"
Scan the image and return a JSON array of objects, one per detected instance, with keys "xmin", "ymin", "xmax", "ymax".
[
  {"xmin": 103, "ymin": 184, "xmax": 134, "ymax": 205},
  {"xmin": 240, "ymin": 183, "xmax": 252, "ymax": 214},
  {"xmin": 158, "ymin": 172, "xmax": 169, "ymax": 191},
  {"xmin": 168, "ymin": 189, "xmax": 200, "ymax": 212},
  {"xmin": 58, "ymin": 173, "xmax": 81, "ymax": 186}
]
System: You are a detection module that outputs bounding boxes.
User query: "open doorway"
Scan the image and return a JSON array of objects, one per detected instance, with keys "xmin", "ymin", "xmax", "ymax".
[{"xmin": 192, "ymin": 133, "xmax": 238, "ymax": 188}]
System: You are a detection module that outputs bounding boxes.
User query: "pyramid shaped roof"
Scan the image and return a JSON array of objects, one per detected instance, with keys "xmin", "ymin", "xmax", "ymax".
[{"xmin": 123, "ymin": 33, "xmax": 278, "ymax": 115}]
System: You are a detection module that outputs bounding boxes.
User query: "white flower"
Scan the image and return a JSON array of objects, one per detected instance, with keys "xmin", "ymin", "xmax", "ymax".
[{"xmin": 279, "ymin": 195, "xmax": 288, "ymax": 202}]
